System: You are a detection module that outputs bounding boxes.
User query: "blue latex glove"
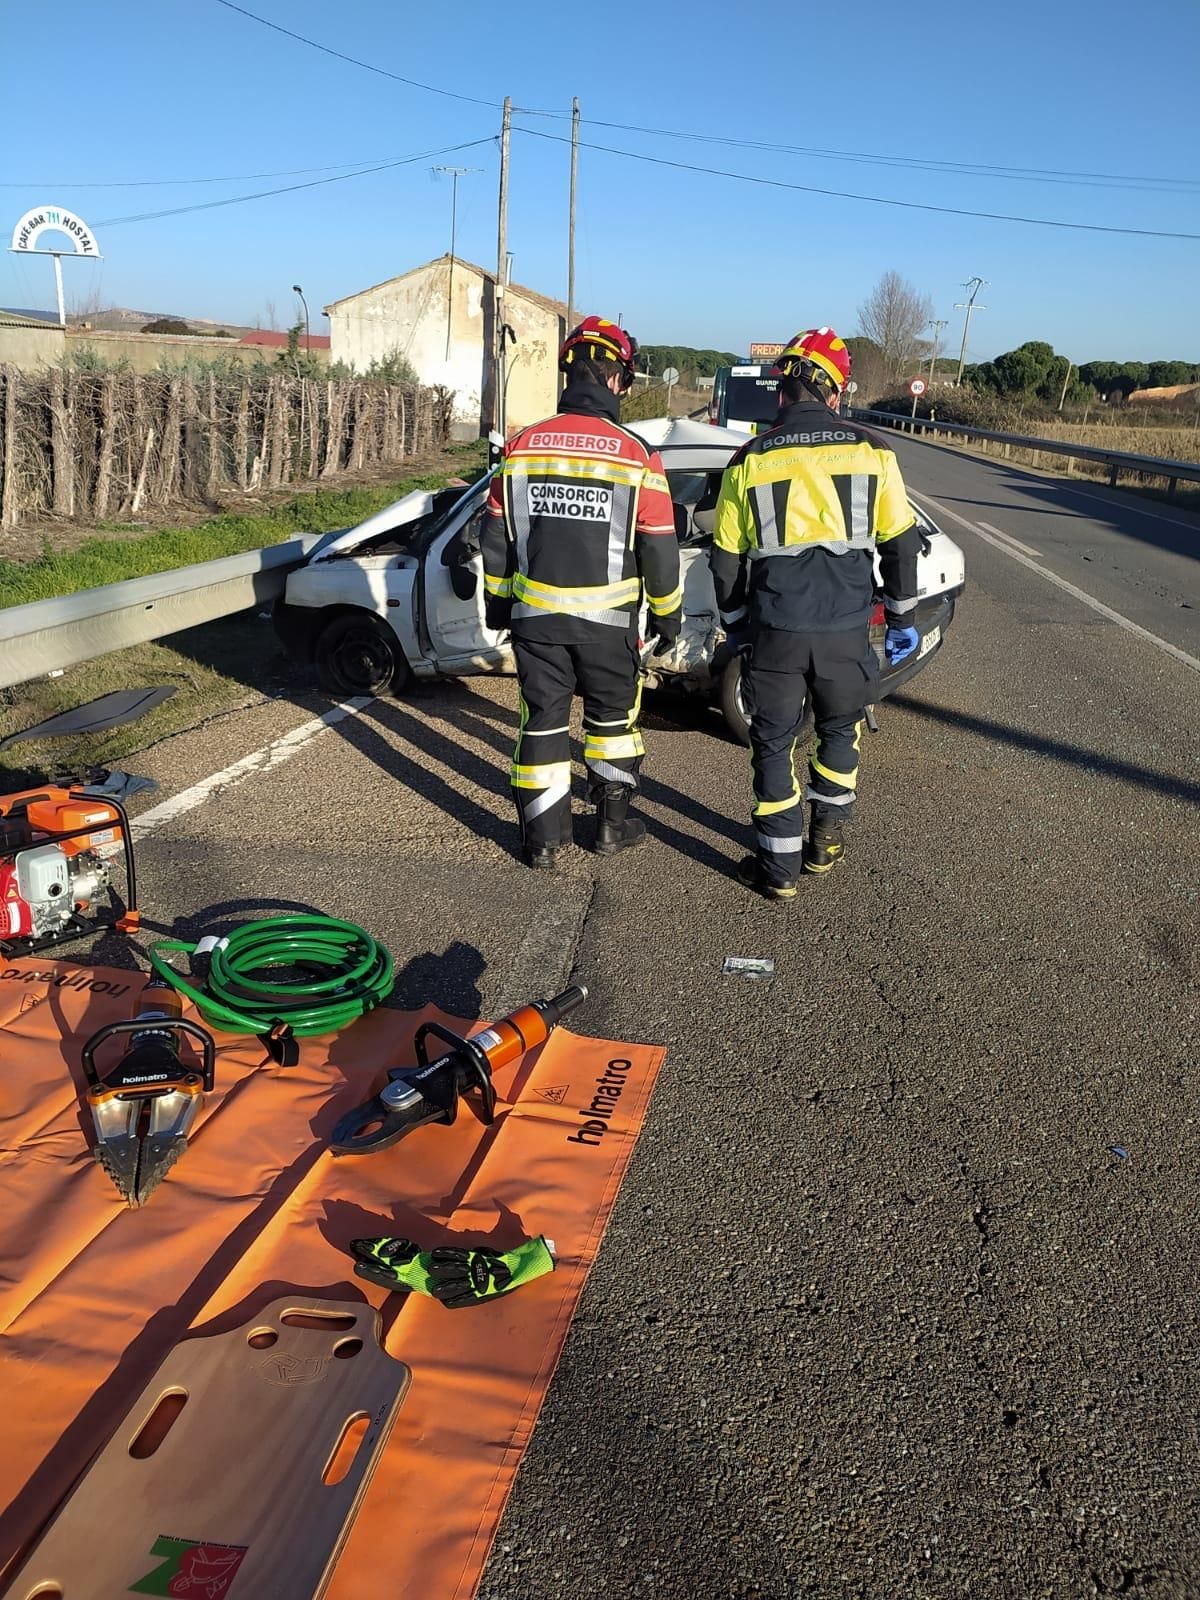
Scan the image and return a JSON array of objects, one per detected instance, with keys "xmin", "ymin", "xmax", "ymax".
[{"xmin": 884, "ymin": 624, "xmax": 920, "ymax": 665}]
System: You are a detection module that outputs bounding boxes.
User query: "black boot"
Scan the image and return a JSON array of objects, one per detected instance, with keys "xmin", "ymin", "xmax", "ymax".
[
  {"xmin": 736, "ymin": 856, "xmax": 798, "ymax": 902},
  {"xmin": 593, "ymin": 784, "xmax": 646, "ymax": 856},
  {"xmin": 802, "ymin": 807, "xmax": 846, "ymax": 875},
  {"xmin": 522, "ymin": 845, "xmax": 558, "ymax": 870}
]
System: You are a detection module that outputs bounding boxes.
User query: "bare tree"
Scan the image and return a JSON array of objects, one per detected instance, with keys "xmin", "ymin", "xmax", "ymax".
[
  {"xmin": 67, "ymin": 284, "xmax": 107, "ymax": 325},
  {"xmin": 856, "ymin": 271, "xmax": 934, "ymax": 381}
]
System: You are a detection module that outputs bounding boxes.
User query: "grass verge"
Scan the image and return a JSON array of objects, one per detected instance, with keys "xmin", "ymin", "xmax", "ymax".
[
  {"xmin": 0, "ymin": 441, "xmax": 488, "ymax": 784},
  {"xmin": 0, "ymin": 441, "xmax": 487, "ymax": 607}
]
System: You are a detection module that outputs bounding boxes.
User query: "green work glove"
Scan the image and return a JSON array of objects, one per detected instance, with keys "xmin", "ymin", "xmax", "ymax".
[
  {"xmin": 349, "ymin": 1237, "xmax": 437, "ymax": 1295},
  {"xmin": 349, "ymin": 1235, "xmax": 556, "ymax": 1308}
]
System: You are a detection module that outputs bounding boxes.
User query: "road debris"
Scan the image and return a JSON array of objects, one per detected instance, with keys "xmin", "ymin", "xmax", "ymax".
[{"xmin": 722, "ymin": 956, "xmax": 775, "ymax": 979}]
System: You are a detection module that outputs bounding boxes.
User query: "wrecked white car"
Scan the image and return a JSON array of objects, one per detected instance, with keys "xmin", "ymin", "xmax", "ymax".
[{"xmin": 274, "ymin": 419, "xmax": 966, "ymax": 744}]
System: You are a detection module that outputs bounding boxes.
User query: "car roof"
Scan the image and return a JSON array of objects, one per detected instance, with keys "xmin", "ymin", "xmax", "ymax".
[{"xmin": 626, "ymin": 416, "xmax": 742, "ymax": 470}]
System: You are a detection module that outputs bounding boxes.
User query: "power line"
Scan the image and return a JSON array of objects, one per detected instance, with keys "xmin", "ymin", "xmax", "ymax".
[
  {"xmin": 17, "ymin": 3, "xmax": 1192, "ymax": 225},
  {"xmin": 580, "ymin": 119, "xmax": 1200, "ymax": 195},
  {"xmin": 0, "ymin": 156, "xmax": 429, "ymax": 190},
  {"xmin": 26, "ymin": 5, "xmax": 1191, "ymax": 201},
  {"xmin": 210, "ymin": 0, "xmax": 1200, "ymax": 194},
  {"xmin": 211, "ymin": 0, "xmax": 499, "ymax": 106},
  {"xmin": 209, "ymin": 0, "xmax": 557, "ymax": 115},
  {"xmin": 94, "ymin": 138, "xmax": 495, "ymax": 228},
  {"xmin": 513, "ymin": 125, "xmax": 1200, "ymax": 242},
  {"xmin": 19, "ymin": 135, "xmax": 1198, "ymax": 197}
]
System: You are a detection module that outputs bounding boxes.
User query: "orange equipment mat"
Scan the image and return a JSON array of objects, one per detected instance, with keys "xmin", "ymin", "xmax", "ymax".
[{"xmin": 0, "ymin": 959, "xmax": 667, "ymax": 1600}]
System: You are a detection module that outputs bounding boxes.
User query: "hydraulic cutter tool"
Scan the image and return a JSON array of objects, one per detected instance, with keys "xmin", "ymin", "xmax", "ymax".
[{"xmin": 331, "ymin": 984, "xmax": 588, "ymax": 1156}]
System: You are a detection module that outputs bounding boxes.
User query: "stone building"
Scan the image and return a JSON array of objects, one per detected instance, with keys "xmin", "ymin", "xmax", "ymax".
[{"xmin": 325, "ymin": 255, "xmax": 566, "ymax": 438}]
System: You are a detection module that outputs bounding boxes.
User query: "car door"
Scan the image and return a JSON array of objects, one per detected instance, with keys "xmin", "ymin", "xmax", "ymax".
[{"xmin": 422, "ymin": 496, "xmax": 515, "ymax": 674}]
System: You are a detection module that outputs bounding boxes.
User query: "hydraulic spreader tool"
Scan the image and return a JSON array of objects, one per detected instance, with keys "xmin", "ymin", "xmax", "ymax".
[
  {"xmin": 82, "ymin": 979, "xmax": 215, "ymax": 1207},
  {"xmin": 331, "ymin": 985, "xmax": 589, "ymax": 1156}
]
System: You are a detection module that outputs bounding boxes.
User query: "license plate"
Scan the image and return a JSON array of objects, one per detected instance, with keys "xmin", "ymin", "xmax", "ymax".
[{"xmin": 917, "ymin": 625, "xmax": 941, "ymax": 660}]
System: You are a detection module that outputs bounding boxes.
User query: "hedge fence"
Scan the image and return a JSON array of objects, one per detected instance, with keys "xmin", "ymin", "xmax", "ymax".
[{"xmin": 0, "ymin": 367, "xmax": 454, "ymax": 529}]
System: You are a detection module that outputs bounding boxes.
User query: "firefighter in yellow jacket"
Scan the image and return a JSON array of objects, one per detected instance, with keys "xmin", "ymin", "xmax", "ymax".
[
  {"xmin": 482, "ymin": 318, "xmax": 682, "ymax": 868},
  {"xmin": 712, "ymin": 327, "xmax": 922, "ymax": 899}
]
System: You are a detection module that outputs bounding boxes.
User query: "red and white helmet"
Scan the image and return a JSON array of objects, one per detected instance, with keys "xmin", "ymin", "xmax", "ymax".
[
  {"xmin": 559, "ymin": 316, "xmax": 638, "ymax": 389},
  {"xmin": 777, "ymin": 327, "xmax": 852, "ymax": 394}
]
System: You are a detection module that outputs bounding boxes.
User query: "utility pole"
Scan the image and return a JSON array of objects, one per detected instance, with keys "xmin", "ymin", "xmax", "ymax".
[
  {"xmin": 1057, "ymin": 359, "xmax": 1074, "ymax": 412},
  {"xmin": 493, "ymin": 96, "xmax": 512, "ymax": 441},
  {"xmin": 567, "ymin": 96, "xmax": 580, "ymax": 335},
  {"xmin": 432, "ymin": 165, "xmax": 481, "ymax": 360},
  {"xmin": 926, "ymin": 318, "xmax": 948, "ymax": 386},
  {"xmin": 953, "ymin": 277, "xmax": 987, "ymax": 385}
]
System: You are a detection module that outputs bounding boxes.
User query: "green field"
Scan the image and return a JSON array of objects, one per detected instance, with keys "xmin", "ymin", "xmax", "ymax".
[
  {"xmin": 0, "ymin": 441, "xmax": 487, "ymax": 608},
  {"xmin": 0, "ymin": 444, "xmax": 488, "ymax": 783}
]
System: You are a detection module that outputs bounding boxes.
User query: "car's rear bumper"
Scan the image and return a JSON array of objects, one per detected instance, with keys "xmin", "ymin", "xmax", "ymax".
[{"xmin": 875, "ymin": 584, "xmax": 963, "ymax": 698}]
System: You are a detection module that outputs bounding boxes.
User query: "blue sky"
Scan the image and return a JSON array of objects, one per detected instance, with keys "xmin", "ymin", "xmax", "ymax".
[{"xmin": 2, "ymin": 0, "xmax": 1197, "ymax": 363}]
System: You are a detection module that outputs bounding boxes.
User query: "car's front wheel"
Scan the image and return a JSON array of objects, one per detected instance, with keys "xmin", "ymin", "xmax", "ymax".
[{"xmin": 314, "ymin": 611, "xmax": 409, "ymax": 697}]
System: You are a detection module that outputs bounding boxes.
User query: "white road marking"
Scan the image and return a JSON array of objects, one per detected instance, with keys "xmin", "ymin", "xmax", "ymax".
[
  {"xmin": 912, "ymin": 490, "xmax": 1200, "ymax": 676},
  {"xmin": 132, "ymin": 697, "xmax": 374, "ymax": 837}
]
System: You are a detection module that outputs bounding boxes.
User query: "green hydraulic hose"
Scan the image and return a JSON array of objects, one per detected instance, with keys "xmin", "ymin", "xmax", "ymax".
[{"xmin": 147, "ymin": 915, "xmax": 395, "ymax": 1049}]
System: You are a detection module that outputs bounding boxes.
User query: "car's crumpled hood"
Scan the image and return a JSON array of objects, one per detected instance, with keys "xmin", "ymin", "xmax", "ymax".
[{"xmin": 308, "ymin": 488, "xmax": 439, "ymax": 563}]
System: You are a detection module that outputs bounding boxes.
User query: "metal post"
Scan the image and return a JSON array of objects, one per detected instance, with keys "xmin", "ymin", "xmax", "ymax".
[
  {"xmin": 431, "ymin": 166, "xmax": 480, "ymax": 362},
  {"xmin": 927, "ymin": 319, "xmax": 947, "ymax": 386},
  {"xmin": 953, "ymin": 278, "xmax": 987, "ymax": 385},
  {"xmin": 495, "ymin": 96, "xmax": 511, "ymax": 440},
  {"xmin": 1057, "ymin": 359, "xmax": 1073, "ymax": 412},
  {"xmin": 567, "ymin": 97, "xmax": 579, "ymax": 334},
  {"xmin": 52, "ymin": 254, "xmax": 66, "ymax": 327},
  {"xmin": 292, "ymin": 286, "xmax": 310, "ymax": 349},
  {"xmin": 448, "ymin": 171, "xmax": 458, "ymax": 359}
]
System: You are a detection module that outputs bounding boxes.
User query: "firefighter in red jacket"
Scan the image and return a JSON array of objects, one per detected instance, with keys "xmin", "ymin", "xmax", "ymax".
[{"xmin": 482, "ymin": 318, "xmax": 683, "ymax": 869}]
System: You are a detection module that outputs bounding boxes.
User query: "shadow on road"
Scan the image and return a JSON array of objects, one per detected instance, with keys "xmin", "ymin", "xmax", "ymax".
[
  {"xmin": 897, "ymin": 436, "xmax": 1200, "ymax": 562},
  {"xmin": 445, "ymin": 687, "xmax": 744, "ymax": 875},
  {"xmin": 303, "ymin": 683, "xmax": 743, "ymax": 876},
  {"xmin": 890, "ymin": 692, "xmax": 1200, "ymax": 807},
  {"xmin": 326, "ymin": 697, "xmax": 518, "ymax": 855}
]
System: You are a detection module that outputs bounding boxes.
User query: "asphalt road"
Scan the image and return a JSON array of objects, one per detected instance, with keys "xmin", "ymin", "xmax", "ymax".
[{"xmin": 112, "ymin": 440, "xmax": 1199, "ymax": 1598}]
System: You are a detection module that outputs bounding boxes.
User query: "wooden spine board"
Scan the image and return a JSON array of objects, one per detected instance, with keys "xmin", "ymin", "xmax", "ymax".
[{"xmin": 4, "ymin": 1297, "xmax": 410, "ymax": 1600}]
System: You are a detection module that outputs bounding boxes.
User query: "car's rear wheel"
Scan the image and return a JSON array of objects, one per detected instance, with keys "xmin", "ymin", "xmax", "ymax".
[
  {"xmin": 717, "ymin": 652, "xmax": 817, "ymax": 746},
  {"xmin": 315, "ymin": 612, "xmax": 409, "ymax": 697},
  {"xmin": 718, "ymin": 655, "xmax": 752, "ymax": 746}
]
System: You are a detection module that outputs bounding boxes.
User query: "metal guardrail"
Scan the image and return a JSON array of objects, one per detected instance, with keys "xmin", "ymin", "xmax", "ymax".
[
  {"xmin": 0, "ymin": 534, "xmax": 321, "ymax": 691},
  {"xmin": 851, "ymin": 409, "xmax": 1200, "ymax": 502}
]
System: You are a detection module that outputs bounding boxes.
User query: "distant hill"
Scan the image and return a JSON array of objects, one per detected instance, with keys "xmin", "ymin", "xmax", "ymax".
[{"xmin": 68, "ymin": 306, "xmax": 254, "ymax": 336}]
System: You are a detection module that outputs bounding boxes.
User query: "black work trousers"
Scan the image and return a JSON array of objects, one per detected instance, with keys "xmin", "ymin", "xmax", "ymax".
[
  {"xmin": 744, "ymin": 625, "xmax": 878, "ymax": 886},
  {"xmin": 511, "ymin": 634, "xmax": 644, "ymax": 849}
]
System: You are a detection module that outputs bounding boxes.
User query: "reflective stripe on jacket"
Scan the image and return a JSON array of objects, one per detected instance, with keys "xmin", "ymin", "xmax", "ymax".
[
  {"xmin": 712, "ymin": 400, "xmax": 921, "ymax": 634},
  {"xmin": 482, "ymin": 389, "xmax": 681, "ymax": 643}
]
